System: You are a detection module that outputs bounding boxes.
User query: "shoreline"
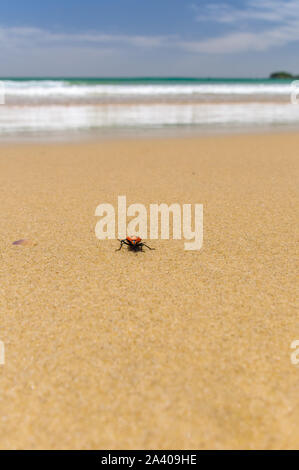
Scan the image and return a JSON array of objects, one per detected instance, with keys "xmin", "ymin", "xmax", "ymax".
[{"xmin": 0, "ymin": 125, "xmax": 299, "ymax": 145}]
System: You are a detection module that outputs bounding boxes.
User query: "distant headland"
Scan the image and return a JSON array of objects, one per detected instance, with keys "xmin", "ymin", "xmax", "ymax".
[{"xmin": 270, "ymin": 72, "xmax": 299, "ymax": 79}]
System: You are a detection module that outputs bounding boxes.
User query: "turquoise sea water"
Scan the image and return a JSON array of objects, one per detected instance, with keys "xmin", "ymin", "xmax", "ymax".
[{"xmin": 0, "ymin": 77, "xmax": 294, "ymax": 82}]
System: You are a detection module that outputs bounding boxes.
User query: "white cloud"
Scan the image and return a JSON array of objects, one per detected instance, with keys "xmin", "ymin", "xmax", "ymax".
[
  {"xmin": 189, "ymin": 0, "xmax": 299, "ymax": 52},
  {"xmin": 194, "ymin": 0, "xmax": 299, "ymax": 24},
  {"xmin": 0, "ymin": 26, "xmax": 172, "ymax": 49}
]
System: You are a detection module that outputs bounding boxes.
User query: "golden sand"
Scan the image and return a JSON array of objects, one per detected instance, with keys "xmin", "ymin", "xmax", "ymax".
[{"xmin": 0, "ymin": 133, "xmax": 298, "ymax": 449}]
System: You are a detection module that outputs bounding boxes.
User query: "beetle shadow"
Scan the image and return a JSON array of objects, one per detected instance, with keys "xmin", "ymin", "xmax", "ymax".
[{"xmin": 127, "ymin": 245, "xmax": 145, "ymax": 253}]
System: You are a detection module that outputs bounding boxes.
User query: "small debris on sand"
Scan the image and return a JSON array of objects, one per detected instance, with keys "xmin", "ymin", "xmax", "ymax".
[{"xmin": 12, "ymin": 239, "xmax": 36, "ymax": 247}]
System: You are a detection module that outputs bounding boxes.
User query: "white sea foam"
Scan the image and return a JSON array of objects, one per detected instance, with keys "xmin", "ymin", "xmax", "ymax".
[
  {"xmin": 0, "ymin": 103, "xmax": 298, "ymax": 135},
  {"xmin": 2, "ymin": 80, "xmax": 294, "ymax": 102}
]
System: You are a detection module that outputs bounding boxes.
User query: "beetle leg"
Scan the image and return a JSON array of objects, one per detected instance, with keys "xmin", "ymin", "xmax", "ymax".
[
  {"xmin": 115, "ymin": 240, "xmax": 125, "ymax": 251},
  {"xmin": 142, "ymin": 243, "xmax": 155, "ymax": 250}
]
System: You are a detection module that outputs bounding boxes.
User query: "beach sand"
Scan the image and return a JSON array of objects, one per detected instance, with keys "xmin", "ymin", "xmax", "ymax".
[{"xmin": 0, "ymin": 133, "xmax": 298, "ymax": 449}]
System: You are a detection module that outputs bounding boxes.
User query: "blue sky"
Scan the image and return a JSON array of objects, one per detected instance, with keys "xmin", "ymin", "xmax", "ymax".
[{"xmin": 0, "ymin": 0, "xmax": 298, "ymax": 77}]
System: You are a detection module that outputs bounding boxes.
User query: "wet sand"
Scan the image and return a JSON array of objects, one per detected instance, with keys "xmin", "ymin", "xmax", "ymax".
[{"xmin": 0, "ymin": 133, "xmax": 298, "ymax": 449}]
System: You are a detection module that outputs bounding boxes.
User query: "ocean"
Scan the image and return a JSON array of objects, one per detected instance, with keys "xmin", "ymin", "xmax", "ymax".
[{"xmin": 0, "ymin": 77, "xmax": 298, "ymax": 138}]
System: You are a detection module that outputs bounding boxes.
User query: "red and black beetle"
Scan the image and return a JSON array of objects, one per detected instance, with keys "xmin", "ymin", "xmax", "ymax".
[{"xmin": 116, "ymin": 236, "xmax": 154, "ymax": 252}]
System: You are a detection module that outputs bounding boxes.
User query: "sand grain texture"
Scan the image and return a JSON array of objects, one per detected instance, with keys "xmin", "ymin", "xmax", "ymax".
[{"xmin": 0, "ymin": 133, "xmax": 298, "ymax": 449}]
